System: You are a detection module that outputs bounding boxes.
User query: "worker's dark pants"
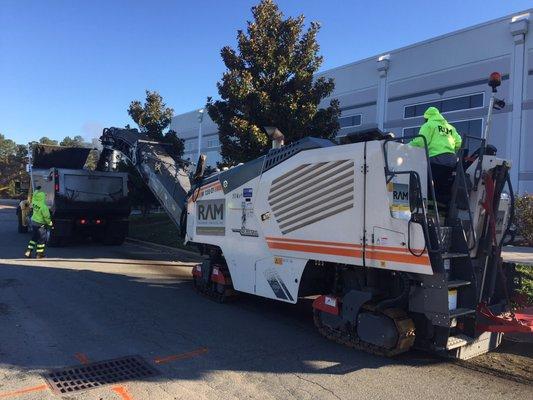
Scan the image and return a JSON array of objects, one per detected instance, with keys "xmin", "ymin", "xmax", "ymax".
[
  {"xmin": 429, "ymin": 153, "xmax": 458, "ymax": 206},
  {"xmin": 27, "ymin": 223, "xmax": 47, "ymax": 256}
]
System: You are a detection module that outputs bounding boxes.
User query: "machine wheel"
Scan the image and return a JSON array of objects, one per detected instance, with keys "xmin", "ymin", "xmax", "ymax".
[
  {"xmin": 17, "ymin": 210, "xmax": 28, "ymax": 233},
  {"xmin": 313, "ymin": 303, "xmax": 415, "ymax": 357}
]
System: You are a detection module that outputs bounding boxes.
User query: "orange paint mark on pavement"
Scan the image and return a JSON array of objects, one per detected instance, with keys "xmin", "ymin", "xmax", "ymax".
[
  {"xmin": 0, "ymin": 384, "xmax": 47, "ymax": 399},
  {"xmin": 74, "ymin": 352, "xmax": 90, "ymax": 365},
  {"xmin": 112, "ymin": 386, "xmax": 134, "ymax": 400},
  {"xmin": 153, "ymin": 347, "xmax": 208, "ymax": 365}
]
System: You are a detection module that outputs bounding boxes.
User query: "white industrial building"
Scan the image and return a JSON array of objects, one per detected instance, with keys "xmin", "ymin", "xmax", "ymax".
[{"xmin": 170, "ymin": 9, "xmax": 533, "ymax": 192}]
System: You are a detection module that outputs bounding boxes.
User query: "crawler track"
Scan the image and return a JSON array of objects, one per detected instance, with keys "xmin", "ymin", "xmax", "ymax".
[{"xmin": 313, "ymin": 306, "xmax": 416, "ymax": 357}]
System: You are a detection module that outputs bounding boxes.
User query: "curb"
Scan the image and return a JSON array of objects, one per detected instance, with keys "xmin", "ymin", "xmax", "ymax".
[{"xmin": 125, "ymin": 237, "xmax": 203, "ymax": 258}]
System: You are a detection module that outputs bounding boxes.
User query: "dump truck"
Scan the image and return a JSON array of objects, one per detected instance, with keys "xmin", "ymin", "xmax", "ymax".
[
  {"xmin": 17, "ymin": 144, "xmax": 130, "ymax": 246},
  {"xmin": 99, "ymin": 72, "xmax": 532, "ymax": 359}
]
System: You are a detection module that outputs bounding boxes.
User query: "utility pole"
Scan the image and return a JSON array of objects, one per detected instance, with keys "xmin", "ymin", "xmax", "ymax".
[{"xmin": 197, "ymin": 108, "xmax": 204, "ymax": 162}]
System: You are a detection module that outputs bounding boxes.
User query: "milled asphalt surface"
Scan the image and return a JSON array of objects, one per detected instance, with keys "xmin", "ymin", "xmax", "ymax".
[{"xmin": 0, "ymin": 199, "xmax": 530, "ymax": 399}]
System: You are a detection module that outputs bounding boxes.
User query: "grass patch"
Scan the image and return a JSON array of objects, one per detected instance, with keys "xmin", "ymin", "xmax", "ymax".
[
  {"xmin": 516, "ymin": 264, "xmax": 533, "ymax": 304},
  {"xmin": 128, "ymin": 212, "xmax": 199, "ymax": 253}
]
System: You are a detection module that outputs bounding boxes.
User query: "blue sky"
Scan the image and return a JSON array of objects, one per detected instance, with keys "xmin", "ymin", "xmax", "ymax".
[{"xmin": 1, "ymin": 0, "xmax": 531, "ymax": 144}]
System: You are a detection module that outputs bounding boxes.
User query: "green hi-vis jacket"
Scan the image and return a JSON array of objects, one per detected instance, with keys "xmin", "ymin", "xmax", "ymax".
[
  {"xmin": 410, "ymin": 107, "xmax": 462, "ymax": 158},
  {"xmin": 31, "ymin": 190, "xmax": 52, "ymax": 226}
]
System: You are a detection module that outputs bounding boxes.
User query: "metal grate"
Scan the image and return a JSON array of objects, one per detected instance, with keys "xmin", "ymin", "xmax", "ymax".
[{"xmin": 43, "ymin": 356, "xmax": 159, "ymax": 394}]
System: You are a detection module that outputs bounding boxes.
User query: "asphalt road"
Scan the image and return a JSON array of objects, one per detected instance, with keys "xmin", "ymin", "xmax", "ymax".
[{"xmin": 0, "ymin": 199, "xmax": 530, "ymax": 400}]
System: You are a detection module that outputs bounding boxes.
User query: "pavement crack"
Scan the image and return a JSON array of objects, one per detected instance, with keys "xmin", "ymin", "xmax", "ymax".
[{"xmin": 291, "ymin": 373, "xmax": 342, "ymax": 400}]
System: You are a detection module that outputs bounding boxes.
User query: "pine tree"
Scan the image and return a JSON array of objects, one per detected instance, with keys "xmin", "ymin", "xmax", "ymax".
[
  {"xmin": 207, "ymin": 0, "xmax": 340, "ymax": 165},
  {"xmin": 128, "ymin": 90, "xmax": 184, "ymax": 157}
]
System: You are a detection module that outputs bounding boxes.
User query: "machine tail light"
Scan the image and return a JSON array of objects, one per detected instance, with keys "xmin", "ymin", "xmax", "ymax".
[{"xmin": 79, "ymin": 218, "xmax": 87, "ymax": 225}]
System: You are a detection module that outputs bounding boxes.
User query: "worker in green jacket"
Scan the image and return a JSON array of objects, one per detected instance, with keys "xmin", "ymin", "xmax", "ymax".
[
  {"xmin": 410, "ymin": 106, "xmax": 463, "ymax": 204},
  {"xmin": 24, "ymin": 189, "xmax": 53, "ymax": 258}
]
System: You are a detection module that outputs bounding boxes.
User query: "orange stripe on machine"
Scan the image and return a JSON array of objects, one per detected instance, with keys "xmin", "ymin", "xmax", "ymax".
[
  {"xmin": 266, "ymin": 238, "xmax": 430, "ymax": 266},
  {"xmin": 266, "ymin": 236, "xmax": 425, "ymax": 255},
  {"xmin": 188, "ymin": 181, "xmax": 222, "ymax": 203},
  {"xmin": 267, "ymin": 241, "xmax": 363, "ymax": 258}
]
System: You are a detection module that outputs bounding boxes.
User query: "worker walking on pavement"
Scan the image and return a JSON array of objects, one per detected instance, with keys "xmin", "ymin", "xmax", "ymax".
[
  {"xmin": 24, "ymin": 189, "xmax": 53, "ymax": 258},
  {"xmin": 410, "ymin": 106, "xmax": 462, "ymax": 204}
]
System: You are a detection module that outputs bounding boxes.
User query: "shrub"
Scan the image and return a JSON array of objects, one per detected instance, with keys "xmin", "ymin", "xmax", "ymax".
[{"xmin": 514, "ymin": 194, "xmax": 533, "ymax": 246}]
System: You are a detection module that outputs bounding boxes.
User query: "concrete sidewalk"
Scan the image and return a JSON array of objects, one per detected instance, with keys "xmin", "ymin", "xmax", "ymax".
[{"xmin": 502, "ymin": 246, "xmax": 533, "ymax": 265}]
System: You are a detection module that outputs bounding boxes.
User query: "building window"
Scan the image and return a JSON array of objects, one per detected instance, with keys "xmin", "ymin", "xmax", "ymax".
[
  {"xmin": 404, "ymin": 93, "xmax": 484, "ymax": 119},
  {"xmin": 339, "ymin": 114, "xmax": 362, "ymax": 128},
  {"xmin": 207, "ymin": 137, "xmax": 220, "ymax": 148},
  {"xmin": 402, "ymin": 118, "xmax": 483, "ymax": 139}
]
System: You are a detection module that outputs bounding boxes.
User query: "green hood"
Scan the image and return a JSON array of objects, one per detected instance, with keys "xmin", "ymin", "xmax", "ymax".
[
  {"xmin": 32, "ymin": 191, "xmax": 46, "ymax": 206},
  {"xmin": 423, "ymin": 106, "xmax": 446, "ymax": 122}
]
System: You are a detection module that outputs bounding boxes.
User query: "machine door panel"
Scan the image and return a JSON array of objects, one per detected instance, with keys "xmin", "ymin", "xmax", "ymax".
[{"xmin": 364, "ymin": 141, "xmax": 432, "ymax": 275}]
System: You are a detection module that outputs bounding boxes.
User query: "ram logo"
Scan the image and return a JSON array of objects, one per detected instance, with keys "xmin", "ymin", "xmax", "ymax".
[
  {"xmin": 198, "ymin": 202, "xmax": 224, "ymax": 221},
  {"xmin": 196, "ymin": 199, "xmax": 225, "ymax": 236}
]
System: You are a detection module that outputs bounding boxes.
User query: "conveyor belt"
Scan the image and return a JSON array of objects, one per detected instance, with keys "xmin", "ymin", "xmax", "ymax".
[{"xmin": 99, "ymin": 127, "xmax": 191, "ymax": 228}]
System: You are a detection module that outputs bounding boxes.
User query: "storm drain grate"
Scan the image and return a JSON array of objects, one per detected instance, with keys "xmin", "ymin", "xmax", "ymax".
[{"xmin": 43, "ymin": 355, "xmax": 159, "ymax": 394}]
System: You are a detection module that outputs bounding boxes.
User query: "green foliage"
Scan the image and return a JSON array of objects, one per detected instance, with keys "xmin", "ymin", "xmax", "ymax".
[
  {"xmin": 515, "ymin": 194, "xmax": 533, "ymax": 246},
  {"xmin": 129, "ymin": 213, "xmax": 198, "ymax": 252},
  {"xmin": 60, "ymin": 135, "xmax": 85, "ymax": 147},
  {"xmin": 127, "ymin": 90, "xmax": 184, "ymax": 158},
  {"xmin": 516, "ymin": 265, "xmax": 533, "ymax": 305},
  {"xmin": 165, "ymin": 129, "xmax": 185, "ymax": 158},
  {"xmin": 207, "ymin": 0, "xmax": 340, "ymax": 165},
  {"xmin": 38, "ymin": 137, "xmax": 58, "ymax": 146},
  {"xmin": 0, "ymin": 134, "xmax": 27, "ymax": 198},
  {"xmin": 0, "ymin": 133, "xmax": 17, "ymax": 163}
]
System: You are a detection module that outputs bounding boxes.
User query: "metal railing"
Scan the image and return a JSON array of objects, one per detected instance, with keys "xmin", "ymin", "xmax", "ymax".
[{"xmin": 383, "ymin": 135, "xmax": 443, "ymax": 253}]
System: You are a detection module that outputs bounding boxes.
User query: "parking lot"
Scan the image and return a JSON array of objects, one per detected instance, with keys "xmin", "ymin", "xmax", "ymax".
[{"xmin": 0, "ymin": 199, "xmax": 530, "ymax": 399}]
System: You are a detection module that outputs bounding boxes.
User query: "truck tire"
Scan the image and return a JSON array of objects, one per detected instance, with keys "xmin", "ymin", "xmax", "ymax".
[{"xmin": 17, "ymin": 209, "xmax": 28, "ymax": 233}]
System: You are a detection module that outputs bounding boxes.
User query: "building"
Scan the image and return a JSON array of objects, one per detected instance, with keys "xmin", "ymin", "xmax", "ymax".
[{"xmin": 170, "ymin": 9, "xmax": 532, "ymax": 192}]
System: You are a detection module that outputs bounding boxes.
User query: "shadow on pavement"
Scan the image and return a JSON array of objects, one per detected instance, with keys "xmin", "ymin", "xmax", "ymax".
[{"xmin": 0, "ymin": 261, "xmax": 441, "ymax": 386}]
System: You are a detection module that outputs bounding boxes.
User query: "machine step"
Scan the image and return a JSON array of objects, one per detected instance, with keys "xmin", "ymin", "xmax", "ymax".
[
  {"xmin": 450, "ymin": 308, "xmax": 476, "ymax": 318},
  {"xmin": 446, "ymin": 334, "xmax": 475, "ymax": 350},
  {"xmin": 441, "ymin": 252, "xmax": 469, "ymax": 259},
  {"xmin": 447, "ymin": 280, "xmax": 471, "ymax": 288}
]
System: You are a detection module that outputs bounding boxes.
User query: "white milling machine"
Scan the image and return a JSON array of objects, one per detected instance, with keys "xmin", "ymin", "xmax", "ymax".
[{"xmin": 101, "ymin": 73, "xmax": 531, "ymax": 359}]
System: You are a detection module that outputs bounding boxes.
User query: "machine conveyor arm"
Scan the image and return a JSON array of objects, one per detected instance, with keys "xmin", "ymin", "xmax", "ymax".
[{"xmin": 98, "ymin": 127, "xmax": 192, "ymax": 228}]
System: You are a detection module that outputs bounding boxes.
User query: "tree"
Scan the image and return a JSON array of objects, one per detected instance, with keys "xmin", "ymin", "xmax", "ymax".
[
  {"xmin": 128, "ymin": 90, "xmax": 184, "ymax": 158},
  {"xmin": 165, "ymin": 129, "xmax": 185, "ymax": 158},
  {"xmin": 38, "ymin": 137, "xmax": 58, "ymax": 146},
  {"xmin": 207, "ymin": 0, "xmax": 340, "ymax": 165},
  {"xmin": 60, "ymin": 135, "xmax": 85, "ymax": 147},
  {"xmin": 0, "ymin": 133, "xmax": 17, "ymax": 164},
  {"xmin": 0, "ymin": 134, "xmax": 27, "ymax": 198},
  {"xmin": 128, "ymin": 91, "xmax": 174, "ymax": 141}
]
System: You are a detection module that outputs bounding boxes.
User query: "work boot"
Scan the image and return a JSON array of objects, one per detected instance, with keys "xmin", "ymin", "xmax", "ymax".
[
  {"xmin": 36, "ymin": 253, "xmax": 45, "ymax": 259},
  {"xmin": 24, "ymin": 250, "xmax": 32, "ymax": 258}
]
